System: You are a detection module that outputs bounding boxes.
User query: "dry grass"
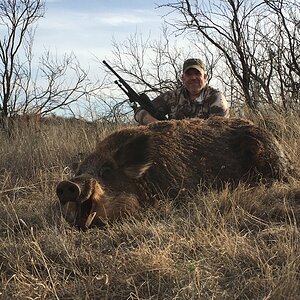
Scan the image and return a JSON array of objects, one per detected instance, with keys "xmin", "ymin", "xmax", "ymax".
[{"xmin": 0, "ymin": 112, "xmax": 300, "ymax": 300}]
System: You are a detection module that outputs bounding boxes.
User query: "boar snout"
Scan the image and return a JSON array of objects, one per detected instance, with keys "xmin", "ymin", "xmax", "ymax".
[
  {"xmin": 56, "ymin": 179, "xmax": 106, "ymax": 229},
  {"xmin": 56, "ymin": 180, "xmax": 80, "ymax": 203}
]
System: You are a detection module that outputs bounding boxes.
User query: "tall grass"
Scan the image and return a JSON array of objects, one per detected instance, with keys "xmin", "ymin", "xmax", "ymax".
[{"xmin": 0, "ymin": 113, "xmax": 299, "ymax": 299}]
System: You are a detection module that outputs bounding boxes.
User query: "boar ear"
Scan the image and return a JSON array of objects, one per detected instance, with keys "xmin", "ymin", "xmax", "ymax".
[{"xmin": 114, "ymin": 134, "xmax": 152, "ymax": 179}]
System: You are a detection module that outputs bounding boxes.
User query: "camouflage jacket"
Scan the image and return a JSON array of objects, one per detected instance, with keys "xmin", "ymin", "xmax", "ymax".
[{"xmin": 136, "ymin": 85, "xmax": 229, "ymax": 120}]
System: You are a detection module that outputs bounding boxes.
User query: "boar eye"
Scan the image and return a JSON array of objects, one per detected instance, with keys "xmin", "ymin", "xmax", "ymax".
[{"xmin": 98, "ymin": 163, "xmax": 113, "ymax": 180}]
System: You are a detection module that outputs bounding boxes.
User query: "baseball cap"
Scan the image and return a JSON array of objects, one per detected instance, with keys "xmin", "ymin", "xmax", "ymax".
[{"xmin": 183, "ymin": 58, "xmax": 206, "ymax": 73}]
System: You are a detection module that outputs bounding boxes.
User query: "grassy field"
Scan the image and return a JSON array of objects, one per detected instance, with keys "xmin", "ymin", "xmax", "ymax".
[{"xmin": 0, "ymin": 112, "xmax": 300, "ymax": 300}]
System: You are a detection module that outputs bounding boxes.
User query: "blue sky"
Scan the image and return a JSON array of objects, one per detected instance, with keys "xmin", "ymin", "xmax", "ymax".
[{"xmin": 35, "ymin": 0, "xmax": 169, "ymax": 68}]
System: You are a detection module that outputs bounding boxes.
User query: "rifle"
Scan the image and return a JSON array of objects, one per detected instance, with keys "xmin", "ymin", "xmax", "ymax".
[{"xmin": 103, "ymin": 60, "xmax": 166, "ymax": 120}]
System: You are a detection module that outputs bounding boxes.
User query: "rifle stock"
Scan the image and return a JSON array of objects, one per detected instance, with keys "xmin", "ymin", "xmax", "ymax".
[{"xmin": 103, "ymin": 60, "xmax": 166, "ymax": 120}]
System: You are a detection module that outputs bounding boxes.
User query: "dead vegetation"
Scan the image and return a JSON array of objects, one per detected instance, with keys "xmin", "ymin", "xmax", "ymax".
[{"xmin": 0, "ymin": 112, "xmax": 300, "ymax": 299}]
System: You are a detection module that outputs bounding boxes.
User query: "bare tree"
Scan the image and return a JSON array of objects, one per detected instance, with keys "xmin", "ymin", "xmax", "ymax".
[
  {"xmin": 23, "ymin": 51, "xmax": 101, "ymax": 117},
  {"xmin": 158, "ymin": 0, "xmax": 300, "ymax": 111},
  {"xmin": 0, "ymin": 0, "xmax": 102, "ymax": 121},
  {"xmin": 109, "ymin": 28, "xmax": 185, "ymax": 95},
  {"xmin": 263, "ymin": 0, "xmax": 300, "ymax": 109},
  {"xmin": 0, "ymin": 0, "xmax": 44, "ymax": 116}
]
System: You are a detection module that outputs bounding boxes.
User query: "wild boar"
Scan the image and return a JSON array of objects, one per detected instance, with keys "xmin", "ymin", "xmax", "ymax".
[{"xmin": 56, "ymin": 116, "xmax": 294, "ymax": 229}]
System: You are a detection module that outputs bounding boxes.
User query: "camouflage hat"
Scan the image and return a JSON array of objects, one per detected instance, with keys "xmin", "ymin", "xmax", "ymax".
[{"xmin": 183, "ymin": 58, "xmax": 206, "ymax": 73}]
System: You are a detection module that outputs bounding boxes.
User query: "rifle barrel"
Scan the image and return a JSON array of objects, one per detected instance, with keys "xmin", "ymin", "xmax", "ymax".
[{"xmin": 103, "ymin": 60, "xmax": 139, "ymax": 99}]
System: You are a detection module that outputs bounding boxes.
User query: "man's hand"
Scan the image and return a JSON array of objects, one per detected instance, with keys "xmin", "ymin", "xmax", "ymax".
[{"xmin": 135, "ymin": 109, "xmax": 158, "ymax": 125}]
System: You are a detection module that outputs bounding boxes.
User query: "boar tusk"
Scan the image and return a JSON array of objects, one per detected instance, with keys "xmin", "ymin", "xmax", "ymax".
[{"xmin": 85, "ymin": 212, "xmax": 97, "ymax": 228}]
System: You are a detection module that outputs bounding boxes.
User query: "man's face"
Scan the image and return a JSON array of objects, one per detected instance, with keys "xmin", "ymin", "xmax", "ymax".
[{"xmin": 182, "ymin": 68, "xmax": 208, "ymax": 96}]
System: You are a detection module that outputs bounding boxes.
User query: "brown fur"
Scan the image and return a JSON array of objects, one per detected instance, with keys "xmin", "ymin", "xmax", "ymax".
[{"xmin": 56, "ymin": 117, "xmax": 295, "ymax": 229}]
